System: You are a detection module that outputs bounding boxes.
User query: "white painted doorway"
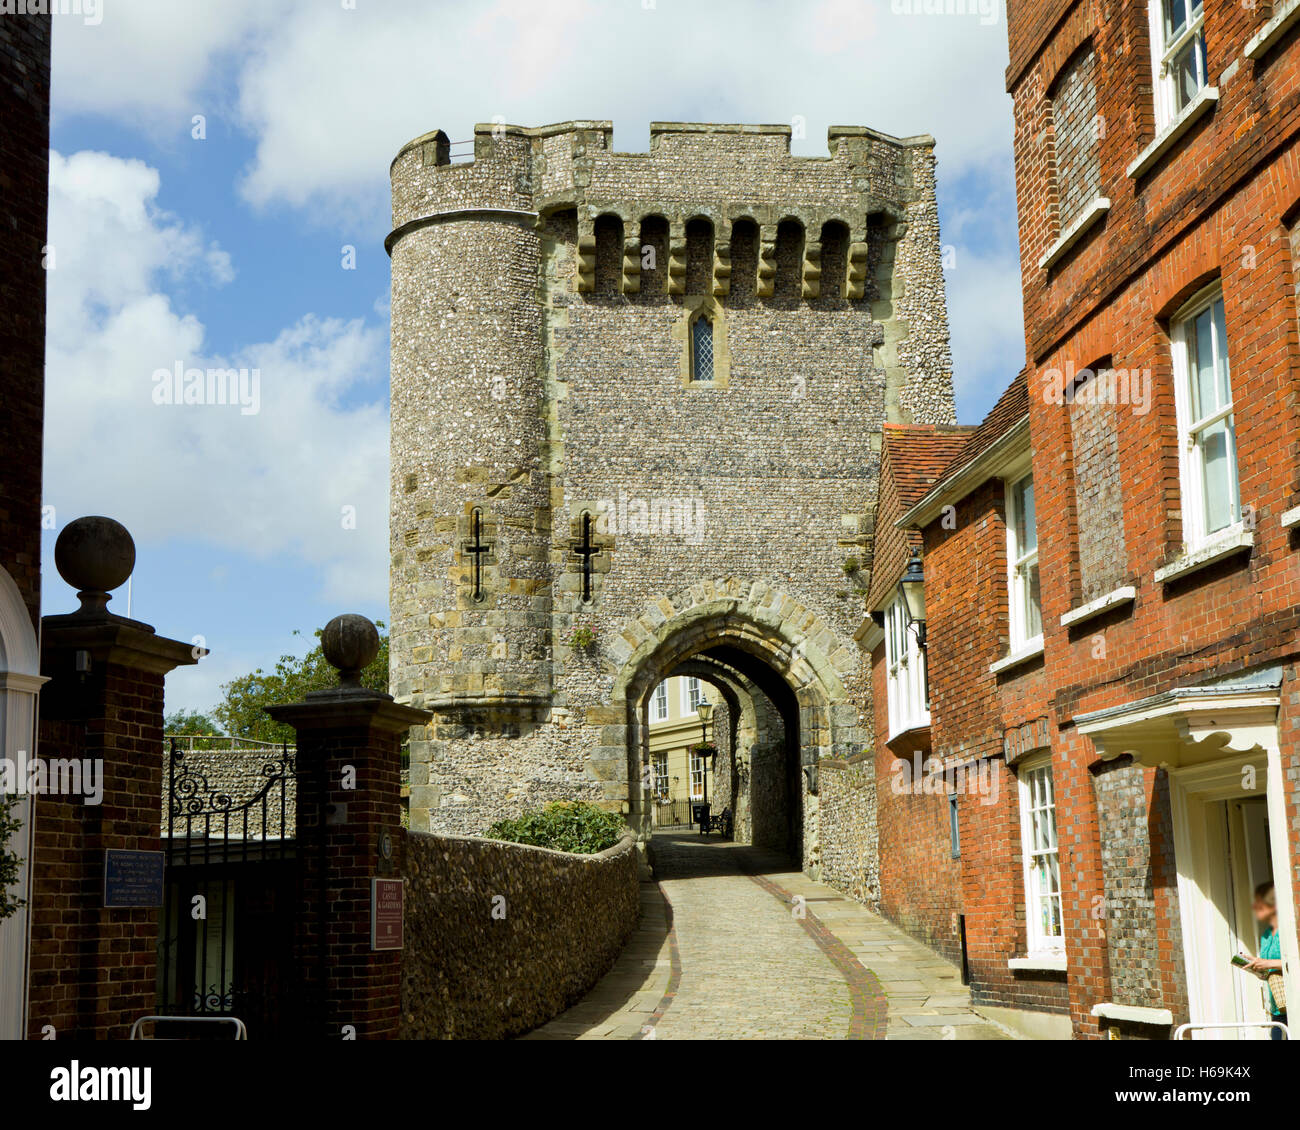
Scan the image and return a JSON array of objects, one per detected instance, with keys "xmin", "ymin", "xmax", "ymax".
[
  {"xmin": 0, "ymin": 565, "xmax": 42, "ymax": 1041},
  {"xmin": 1171, "ymin": 754, "xmax": 1293, "ymax": 1040}
]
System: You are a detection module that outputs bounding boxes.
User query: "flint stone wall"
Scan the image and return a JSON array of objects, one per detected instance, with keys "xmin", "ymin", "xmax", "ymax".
[
  {"xmin": 399, "ymin": 829, "xmax": 640, "ymax": 1039},
  {"xmin": 816, "ymin": 758, "xmax": 880, "ymax": 905}
]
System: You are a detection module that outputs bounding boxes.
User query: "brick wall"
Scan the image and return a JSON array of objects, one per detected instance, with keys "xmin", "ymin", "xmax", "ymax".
[
  {"xmin": 998, "ymin": 0, "xmax": 1300, "ymax": 1037},
  {"xmin": 28, "ymin": 659, "xmax": 169, "ymax": 1039},
  {"xmin": 0, "ymin": 11, "xmax": 49, "ymax": 626}
]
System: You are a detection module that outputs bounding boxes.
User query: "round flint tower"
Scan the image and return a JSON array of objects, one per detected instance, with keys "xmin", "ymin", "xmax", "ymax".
[{"xmin": 387, "ymin": 125, "xmax": 552, "ymax": 720}]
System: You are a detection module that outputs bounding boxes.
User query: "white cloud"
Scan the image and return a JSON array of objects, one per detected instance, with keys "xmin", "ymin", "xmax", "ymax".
[
  {"xmin": 51, "ymin": 0, "xmax": 270, "ymax": 130},
  {"xmin": 44, "ymin": 150, "xmax": 390, "ymax": 605},
  {"xmin": 943, "ymin": 242, "xmax": 1024, "ymax": 412},
  {"xmin": 54, "ymin": 0, "xmax": 1014, "ymax": 216}
]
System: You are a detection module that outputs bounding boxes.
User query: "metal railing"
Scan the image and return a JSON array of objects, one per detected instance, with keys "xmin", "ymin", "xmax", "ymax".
[
  {"xmin": 1173, "ymin": 1020, "xmax": 1290, "ymax": 1040},
  {"xmin": 651, "ymin": 798, "xmax": 697, "ymax": 829},
  {"xmin": 165, "ymin": 734, "xmax": 292, "ymax": 754},
  {"xmin": 131, "ymin": 1014, "xmax": 248, "ymax": 1041}
]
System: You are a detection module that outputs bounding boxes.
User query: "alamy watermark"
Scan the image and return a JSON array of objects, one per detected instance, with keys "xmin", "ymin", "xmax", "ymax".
[
  {"xmin": 593, "ymin": 491, "xmax": 707, "ymax": 547},
  {"xmin": 1041, "ymin": 361, "xmax": 1152, "ymax": 416},
  {"xmin": 890, "ymin": 0, "xmax": 999, "ymax": 26},
  {"xmin": 891, "ymin": 753, "xmax": 1000, "ymax": 806},
  {"xmin": 1, "ymin": 0, "xmax": 102, "ymax": 25},
  {"xmin": 1, "ymin": 750, "xmax": 103, "ymax": 805},
  {"xmin": 152, "ymin": 362, "xmax": 261, "ymax": 416}
]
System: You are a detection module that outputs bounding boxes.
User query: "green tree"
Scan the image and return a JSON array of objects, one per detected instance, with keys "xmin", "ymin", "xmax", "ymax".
[
  {"xmin": 0, "ymin": 793, "xmax": 26, "ymax": 922},
  {"xmin": 212, "ymin": 625, "xmax": 390, "ymax": 746},
  {"xmin": 164, "ymin": 709, "xmax": 224, "ymax": 737}
]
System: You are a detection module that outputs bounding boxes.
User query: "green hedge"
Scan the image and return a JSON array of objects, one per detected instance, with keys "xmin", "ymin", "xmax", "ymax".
[{"xmin": 484, "ymin": 801, "xmax": 627, "ymax": 855}]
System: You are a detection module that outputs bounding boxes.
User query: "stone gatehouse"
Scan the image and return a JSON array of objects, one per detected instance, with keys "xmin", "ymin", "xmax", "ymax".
[{"xmin": 387, "ymin": 120, "xmax": 956, "ymax": 869}]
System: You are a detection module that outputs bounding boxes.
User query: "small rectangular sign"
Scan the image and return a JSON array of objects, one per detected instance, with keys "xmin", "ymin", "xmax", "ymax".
[
  {"xmin": 103, "ymin": 849, "xmax": 165, "ymax": 908},
  {"xmin": 371, "ymin": 878, "xmax": 404, "ymax": 952}
]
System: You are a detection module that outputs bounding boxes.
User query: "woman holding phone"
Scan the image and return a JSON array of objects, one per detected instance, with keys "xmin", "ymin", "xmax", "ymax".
[{"xmin": 1243, "ymin": 882, "xmax": 1287, "ymax": 1040}]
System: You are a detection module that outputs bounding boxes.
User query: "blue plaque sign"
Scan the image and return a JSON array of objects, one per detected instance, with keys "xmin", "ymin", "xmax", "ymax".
[{"xmin": 103, "ymin": 849, "xmax": 165, "ymax": 908}]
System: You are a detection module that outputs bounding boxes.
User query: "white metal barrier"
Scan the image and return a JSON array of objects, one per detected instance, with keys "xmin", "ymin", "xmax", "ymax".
[
  {"xmin": 1173, "ymin": 1020, "xmax": 1289, "ymax": 1040},
  {"xmin": 130, "ymin": 1015, "xmax": 248, "ymax": 1040}
]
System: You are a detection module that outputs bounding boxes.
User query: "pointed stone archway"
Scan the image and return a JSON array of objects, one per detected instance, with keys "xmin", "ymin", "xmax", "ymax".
[{"xmin": 604, "ymin": 578, "xmax": 864, "ymax": 873}]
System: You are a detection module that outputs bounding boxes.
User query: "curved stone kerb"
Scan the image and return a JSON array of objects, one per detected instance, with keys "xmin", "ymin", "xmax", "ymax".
[{"xmin": 607, "ymin": 580, "xmax": 851, "ymax": 706}]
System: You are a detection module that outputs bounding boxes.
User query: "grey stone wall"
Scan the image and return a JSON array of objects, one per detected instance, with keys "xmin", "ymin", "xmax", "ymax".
[
  {"xmin": 816, "ymin": 758, "xmax": 880, "ymax": 905},
  {"xmin": 388, "ymin": 120, "xmax": 955, "ymax": 861},
  {"xmin": 1051, "ymin": 46, "xmax": 1100, "ymax": 227},
  {"xmin": 1094, "ymin": 758, "xmax": 1185, "ymax": 1012},
  {"xmin": 399, "ymin": 829, "xmax": 640, "ymax": 1039},
  {"xmin": 1070, "ymin": 387, "xmax": 1128, "ymax": 602}
]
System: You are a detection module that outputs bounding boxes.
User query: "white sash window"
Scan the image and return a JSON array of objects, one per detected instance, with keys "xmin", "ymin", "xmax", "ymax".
[
  {"xmin": 1019, "ymin": 756, "xmax": 1065, "ymax": 956},
  {"xmin": 1171, "ymin": 287, "xmax": 1240, "ymax": 549},
  {"xmin": 1006, "ymin": 473, "xmax": 1042, "ymax": 651},
  {"xmin": 1149, "ymin": 0, "xmax": 1208, "ymax": 130}
]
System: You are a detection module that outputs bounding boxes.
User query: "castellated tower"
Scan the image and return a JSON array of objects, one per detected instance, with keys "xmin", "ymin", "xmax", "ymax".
[{"xmin": 388, "ymin": 121, "xmax": 955, "ymax": 869}]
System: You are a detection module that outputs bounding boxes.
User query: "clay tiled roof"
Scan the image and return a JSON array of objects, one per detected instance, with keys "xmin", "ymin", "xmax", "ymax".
[
  {"xmin": 928, "ymin": 370, "xmax": 1030, "ymax": 495},
  {"xmin": 892, "ymin": 370, "xmax": 1032, "ymax": 531},
  {"xmin": 865, "ymin": 423, "xmax": 975, "ymax": 611}
]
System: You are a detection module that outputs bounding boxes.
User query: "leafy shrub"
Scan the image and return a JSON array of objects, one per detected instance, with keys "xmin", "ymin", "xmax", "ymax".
[
  {"xmin": 0, "ymin": 793, "xmax": 26, "ymax": 922},
  {"xmin": 485, "ymin": 801, "xmax": 626, "ymax": 855}
]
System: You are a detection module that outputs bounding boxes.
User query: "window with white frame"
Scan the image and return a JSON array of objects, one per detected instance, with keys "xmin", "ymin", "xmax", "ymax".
[
  {"xmin": 652, "ymin": 751, "xmax": 669, "ymax": 800},
  {"xmin": 1148, "ymin": 0, "xmax": 1207, "ymax": 131},
  {"xmin": 1171, "ymin": 287, "xmax": 1240, "ymax": 548},
  {"xmin": 651, "ymin": 681, "xmax": 669, "ymax": 723},
  {"xmin": 884, "ymin": 595, "xmax": 928, "ymax": 736},
  {"xmin": 1018, "ymin": 756, "xmax": 1064, "ymax": 955},
  {"xmin": 681, "ymin": 676, "xmax": 704, "ymax": 716},
  {"xmin": 1005, "ymin": 473, "xmax": 1042, "ymax": 651},
  {"xmin": 689, "ymin": 751, "xmax": 705, "ymax": 800}
]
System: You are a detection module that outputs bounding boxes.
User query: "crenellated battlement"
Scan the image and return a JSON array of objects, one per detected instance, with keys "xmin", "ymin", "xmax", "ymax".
[{"xmin": 388, "ymin": 119, "xmax": 940, "ymax": 306}]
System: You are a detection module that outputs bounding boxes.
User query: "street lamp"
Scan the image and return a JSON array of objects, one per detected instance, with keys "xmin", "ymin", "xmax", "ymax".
[
  {"xmin": 897, "ymin": 549, "xmax": 929, "ymax": 707},
  {"xmin": 897, "ymin": 550, "xmax": 927, "ymax": 648},
  {"xmin": 696, "ymin": 701, "xmax": 714, "ymax": 806}
]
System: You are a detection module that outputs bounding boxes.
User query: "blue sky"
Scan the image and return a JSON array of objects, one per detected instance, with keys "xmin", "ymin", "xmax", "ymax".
[{"xmin": 41, "ymin": 0, "xmax": 1022, "ymax": 719}]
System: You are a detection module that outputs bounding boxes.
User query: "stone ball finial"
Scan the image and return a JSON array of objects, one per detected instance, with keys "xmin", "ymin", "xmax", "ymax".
[
  {"xmin": 320, "ymin": 614, "xmax": 380, "ymax": 688},
  {"xmin": 54, "ymin": 516, "xmax": 136, "ymax": 616}
]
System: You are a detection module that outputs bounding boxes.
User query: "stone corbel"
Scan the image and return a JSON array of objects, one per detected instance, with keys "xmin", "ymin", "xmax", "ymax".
[
  {"xmin": 801, "ymin": 240, "xmax": 822, "ymax": 299},
  {"xmin": 846, "ymin": 242, "xmax": 870, "ymax": 300},
  {"xmin": 667, "ymin": 221, "xmax": 688, "ymax": 297},
  {"xmin": 756, "ymin": 225, "xmax": 778, "ymax": 298},
  {"xmin": 712, "ymin": 235, "xmax": 732, "ymax": 298},
  {"xmin": 621, "ymin": 236, "xmax": 642, "ymax": 294},
  {"xmin": 576, "ymin": 218, "xmax": 596, "ymax": 294}
]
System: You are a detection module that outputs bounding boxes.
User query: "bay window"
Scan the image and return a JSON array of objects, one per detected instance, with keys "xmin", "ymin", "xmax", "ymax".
[{"xmin": 884, "ymin": 595, "xmax": 928, "ymax": 736}]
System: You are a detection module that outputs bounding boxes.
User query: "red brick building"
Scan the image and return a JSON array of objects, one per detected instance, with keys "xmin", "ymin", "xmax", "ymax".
[{"xmin": 865, "ymin": 0, "xmax": 1300, "ymax": 1039}]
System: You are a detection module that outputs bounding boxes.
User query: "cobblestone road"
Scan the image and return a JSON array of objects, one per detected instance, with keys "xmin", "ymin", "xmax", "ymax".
[{"xmin": 526, "ymin": 833, "xmax": 1014, "ymax": 1041}]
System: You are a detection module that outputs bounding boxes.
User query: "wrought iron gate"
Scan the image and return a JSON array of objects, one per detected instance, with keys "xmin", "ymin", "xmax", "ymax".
[{"xmin": 157, "ymin": 737, "xmax": 302, "ymax": 1038}]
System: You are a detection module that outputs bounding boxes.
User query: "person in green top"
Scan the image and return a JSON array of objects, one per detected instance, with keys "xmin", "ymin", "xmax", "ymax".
[{"xmin": 1244, "ymin": 882, "xmax": 1287, "ymax": 1040}]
